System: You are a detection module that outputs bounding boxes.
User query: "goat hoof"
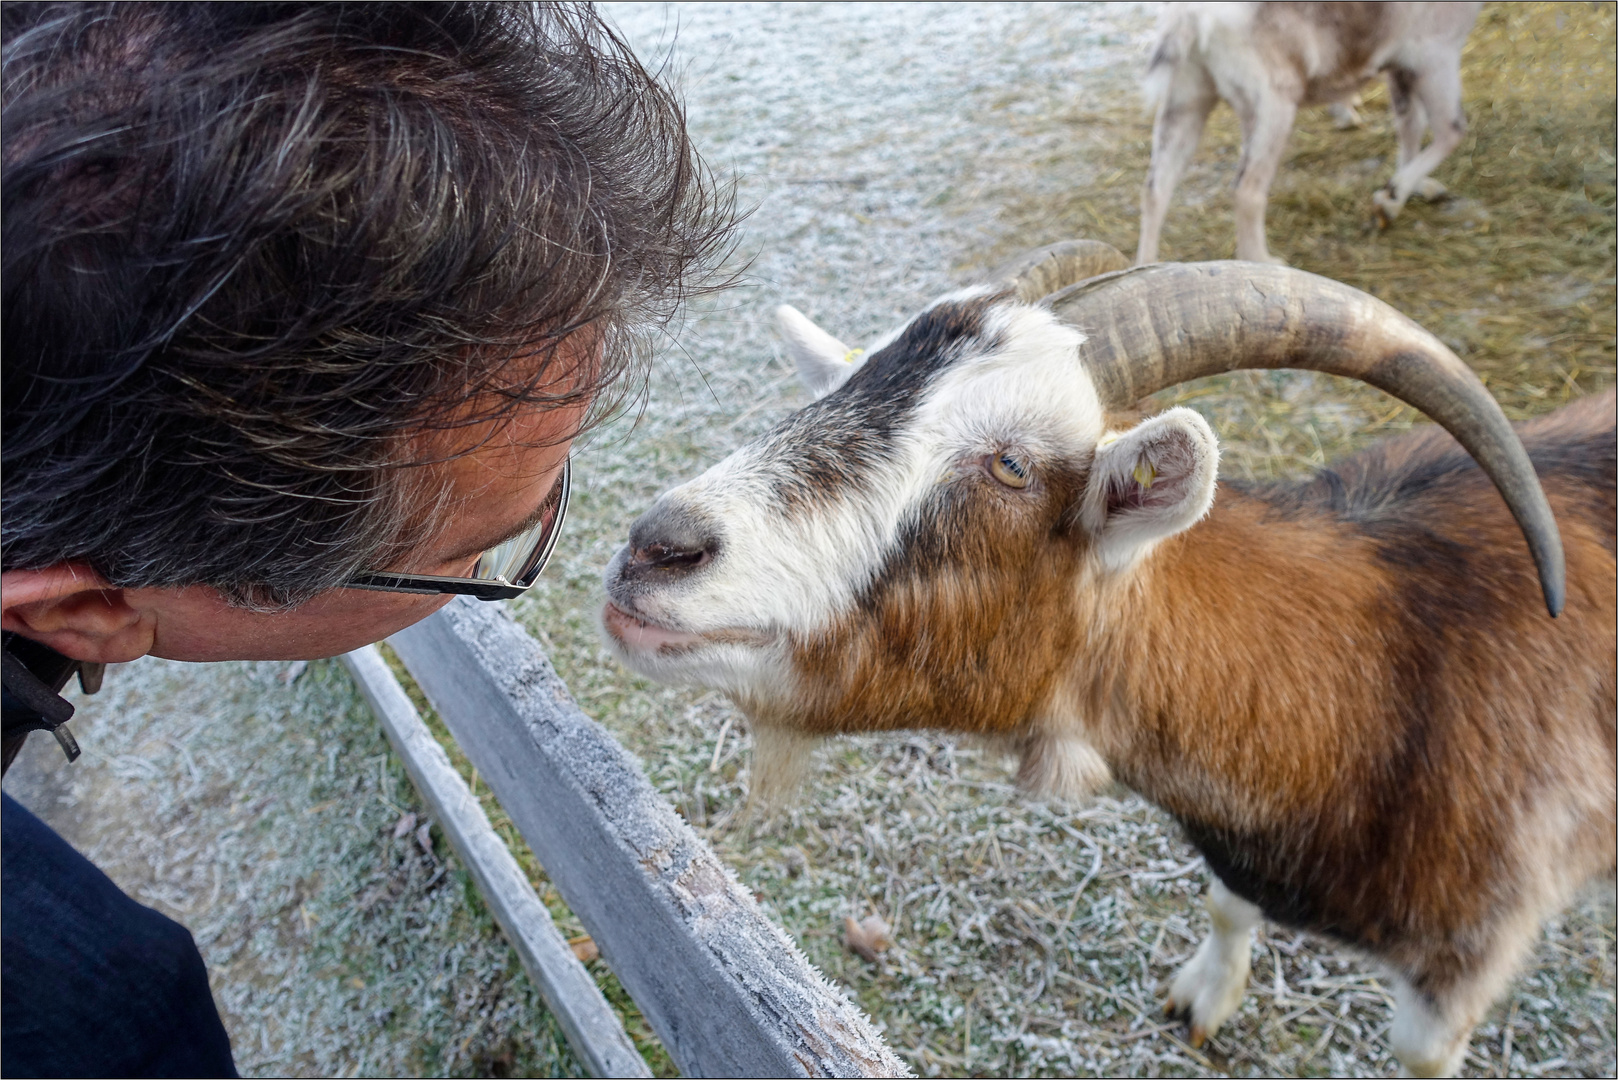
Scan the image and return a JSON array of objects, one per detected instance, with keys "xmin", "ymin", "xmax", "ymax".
[
  {"xmin": 1372, "ymin": 190, "xmax": 1401, "ymax": 229},
  {"xmin": 1188, "ymin": 1024, "xmax": 1208, "ymax": 1049},
  {"xmin": 1414, "ymin": 178, "xmax": 1450, "ymax": 202}
]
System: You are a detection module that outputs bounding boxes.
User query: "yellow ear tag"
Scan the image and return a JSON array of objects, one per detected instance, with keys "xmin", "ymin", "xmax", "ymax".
[
  {"xmin": 1132, "ymin": 460, "xmax": 1157, "ymax": 489},
  {"xmin": 1096, "ymin": 431, "xmax": 1122, "ymax": 449},
  {"xmin": 842, "ymin": 348, "xmax": 864, "ymax": 364}
]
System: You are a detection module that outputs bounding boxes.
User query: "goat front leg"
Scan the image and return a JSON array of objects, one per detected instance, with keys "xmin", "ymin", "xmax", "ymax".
[
  {"xmin": 1387, "ymin": 905, "xmax": 1544, "ymax": 1078},
  {"xmin": 1137, "ymin": 65, "xmax": 1215, "ymax": 265},
  {"xmin": 1231, "ymin": 91, "xmax": 1297, "ymax": 264},
  {"xmin": 1165, "ymin": 877, "xmax": 1260, "ymax": 1046},
  {"xmin": 1374, "ymin": 64, "xmax": 1465, "ymax": 227},
  {"xmin": 1388, "ymin": 978, "xmax": 1476, "ymax": 1079}
]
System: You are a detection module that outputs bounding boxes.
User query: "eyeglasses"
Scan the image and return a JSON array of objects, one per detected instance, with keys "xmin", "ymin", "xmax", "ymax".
[{"xmin": 344, "ymin": 459, "xmax": 570, "ymax": 601}]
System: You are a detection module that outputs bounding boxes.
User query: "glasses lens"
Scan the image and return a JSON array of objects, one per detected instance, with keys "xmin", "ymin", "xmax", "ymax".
[
  {"xmin": 343, "ymin": 459, "xmax": 570, "ymax": 598},
  {"xmin": 472, "ymin": 458, "xmax": 570, "ymax": 588}
]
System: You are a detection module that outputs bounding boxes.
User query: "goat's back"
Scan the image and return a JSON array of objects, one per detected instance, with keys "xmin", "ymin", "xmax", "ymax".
[
  {"xmin": 1147, "ymin": 3, "xmax": 1480, "ymax": 108},
  {"xmin": 1265, "ymin": 386, "xmax": 1616, "ymax": 555}
]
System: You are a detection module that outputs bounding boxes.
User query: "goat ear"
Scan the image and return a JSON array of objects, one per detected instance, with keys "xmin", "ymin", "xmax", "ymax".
[
  {"xmin": 775, "ymin": 304, "xmax": 863, "ymax": 398},
  {"xmin": 1080, "ymin": 407, "xmax": 1219, "ymax": 570}
]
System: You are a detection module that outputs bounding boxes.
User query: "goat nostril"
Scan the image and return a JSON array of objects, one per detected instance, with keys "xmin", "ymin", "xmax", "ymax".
[
  {"xmin": 627, "ymin": 502, "xmax": 721, "ymax": 576},
  {"xmin": 634, "ymin": 542, "xmax": 710, "ymax": 570}
]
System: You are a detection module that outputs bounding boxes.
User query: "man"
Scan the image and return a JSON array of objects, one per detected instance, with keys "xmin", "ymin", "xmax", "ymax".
[{"xmin": 1, "ymin": 3, "xmax": 733, "ymax": 1074}]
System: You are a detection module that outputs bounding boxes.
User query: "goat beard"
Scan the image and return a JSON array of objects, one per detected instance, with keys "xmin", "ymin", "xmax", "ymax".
[
  {"xmin": 739, "ymin": 715, "xmax": 1116, "ymax": 814},
  {"xmin": 742, "ymin": 720, "xmax": 818, "ymax": 813},
  {"xmin": 1010, "ymin": 730, "xmax": 1115, "ymax": 802}
]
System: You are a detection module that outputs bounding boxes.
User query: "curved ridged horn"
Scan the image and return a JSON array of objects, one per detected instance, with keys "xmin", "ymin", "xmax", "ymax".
[
  {"xmin": 1045, "ymin": 261, "xmax": 1566, "ymax": 617},
  {"xmin": 982, "ymin": 239, "xmax": 1131, "ymax": 303}
]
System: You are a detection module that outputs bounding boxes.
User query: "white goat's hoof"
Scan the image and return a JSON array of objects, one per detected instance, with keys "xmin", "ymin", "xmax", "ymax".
[
  {"xmin": 1164, "ymin": 936, "xmax": 1251, "ymax": 1047},
  {"xmin": 1413, "ymin": 178, "xmax": 1450, "ymax": 202},
  {"xmin": 1372, "ymin": 188, "xmax": 1404, "ymax": 229}
]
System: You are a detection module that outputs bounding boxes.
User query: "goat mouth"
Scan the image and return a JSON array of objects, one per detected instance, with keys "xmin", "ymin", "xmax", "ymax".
[
  {"xmin": 601, "ymin": 601, "xmax": 777, "ymax": 656},
  {"xmin": 601, "ymin": 601, "xmax": 705, "ymax": 652}
]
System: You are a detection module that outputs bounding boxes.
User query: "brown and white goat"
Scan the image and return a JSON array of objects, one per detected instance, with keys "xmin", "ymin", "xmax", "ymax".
[
  {"xmin": 601, "ymin": 242, "xmax": 1614, "ymax": 1077},
  {"xmin": 1137, "ymin": 1, "xmax": 1482, "ymax": 265}
]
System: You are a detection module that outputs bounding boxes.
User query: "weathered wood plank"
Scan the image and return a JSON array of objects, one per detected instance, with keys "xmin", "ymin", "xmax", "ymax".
[
  {"xmin": 340, "ymin": 645, "xmax": 650, "ymax": 1079},
  {"xmin": 389, "ymin": 597, "xmax": 910, "ymax": 1079}
]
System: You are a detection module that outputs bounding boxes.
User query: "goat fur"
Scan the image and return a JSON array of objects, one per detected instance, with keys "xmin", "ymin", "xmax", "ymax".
[{"xmin": 1137, "ymin": 1, "xmax": 1481, "ymax": 265}]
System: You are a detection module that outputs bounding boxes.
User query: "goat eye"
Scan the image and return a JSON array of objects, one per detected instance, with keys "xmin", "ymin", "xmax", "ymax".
[{"xmin": 989, "ymin": 451, "xmax": 1032, "ymax": 489}]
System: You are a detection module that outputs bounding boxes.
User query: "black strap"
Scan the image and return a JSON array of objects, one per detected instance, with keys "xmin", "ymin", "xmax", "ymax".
[{"xmin": 1, "ymin": 634, "xmax": 83, "ymax": 774}]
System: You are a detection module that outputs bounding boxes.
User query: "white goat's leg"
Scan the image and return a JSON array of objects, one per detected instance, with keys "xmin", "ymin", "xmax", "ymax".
[
  {"xmin": 1231, "ymin": 91, "xmax": 1297, "ymax": 264},
  {"xmin": 1388, "ymin": 69, "xmax": 1446, "ymax": 203},
  {"xmin": 1374, "ymin": 64, "xmax": 1465, "ymax": 226},
  {"xmin": 1137, "ymin": 66, "xmax": 1215, "ymax": 265},
  {"xmin": 1165, "ymin": 877, "xmax": 1260, "ymax": 1046}
]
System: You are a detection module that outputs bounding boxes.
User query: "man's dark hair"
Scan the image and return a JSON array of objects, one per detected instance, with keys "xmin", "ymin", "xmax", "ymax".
[{"xmin": 2, "ymin": 1, "xmax": 734, "ymax": 606}]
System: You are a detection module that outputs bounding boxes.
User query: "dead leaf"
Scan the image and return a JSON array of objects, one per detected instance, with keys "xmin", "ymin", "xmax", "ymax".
[
  {"xmin": 843, "ymin": 913, "xmax": 893, "ymax": 963},
  {"xmin": 568, "ymin": 934, "xmax": 599, "ymax": 963},
  {"xmin": 415, "ymin": 822, "xmax": 434, "ymax": 856},
  {"xmin": 392, "ymin": 811, "xmax": 417, "ymax": 839},
  {"xmin": 280, "ymin": 660, "xmax": 308, "ymax": 685}
]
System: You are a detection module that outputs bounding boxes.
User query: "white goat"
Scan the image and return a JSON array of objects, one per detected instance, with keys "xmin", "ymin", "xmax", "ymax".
[
  {"xmin": 1137, "ymin": 1, "xmax": 1482, "ymax": 265},
  {"xmin": 601, "ymin": 242, "xmax": 1615, "ymax": 1076}
]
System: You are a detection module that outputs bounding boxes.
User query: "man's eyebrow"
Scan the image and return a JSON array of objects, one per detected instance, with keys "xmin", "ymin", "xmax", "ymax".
[{"xmin": 441, "ymin": 469, "xmax": 565, "ymax": 564}]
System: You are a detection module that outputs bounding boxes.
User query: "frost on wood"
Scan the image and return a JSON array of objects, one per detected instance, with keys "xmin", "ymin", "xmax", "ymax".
[
  {"xmin": 390, "ymin": 597, "xmax": 910, "ymax": 1079},
  {"xmin": 340, "ymin": 645, "xmax": 648, "ymax": 1078}
]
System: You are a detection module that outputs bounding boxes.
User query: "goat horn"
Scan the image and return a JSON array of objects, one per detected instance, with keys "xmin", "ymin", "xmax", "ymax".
[
  {"xmin": 1045, "ymin": 261, "xmax": 1566, "ymax": 616},
  {"xmin": 982, "ymin": 239, "xmax": 1131, "ymax": 303}
]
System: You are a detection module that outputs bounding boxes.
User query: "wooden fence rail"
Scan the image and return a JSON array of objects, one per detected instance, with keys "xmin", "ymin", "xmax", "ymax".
[
  {"xmin": 371, "ymin": 597, "xmax": 909, "ymax": 1078},
  {"xmin": 340, "ymin": 645, "xmax": 650, "ymax": 1077}
]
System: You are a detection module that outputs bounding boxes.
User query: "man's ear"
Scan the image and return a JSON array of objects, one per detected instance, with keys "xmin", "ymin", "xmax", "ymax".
[
  {"xmin": 775, "ymin": 304, "xmax": 865, "ymax": 398},
  {"xmin": 0, "ymin": 564, "xmax": 154, "ymax": 663},
  {"xmin": 1079, "ymin": 407, "xmax": 1219, "ymax": 571}
]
